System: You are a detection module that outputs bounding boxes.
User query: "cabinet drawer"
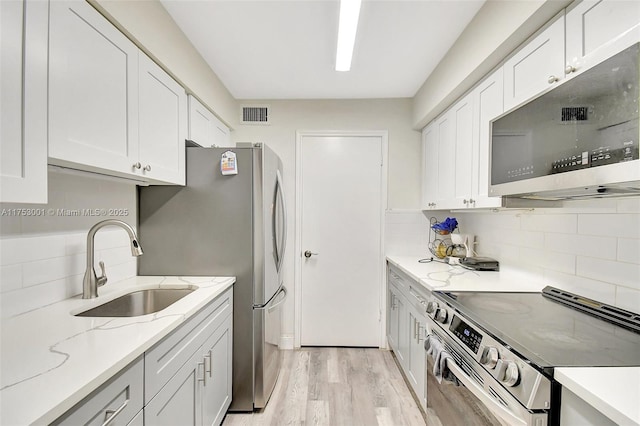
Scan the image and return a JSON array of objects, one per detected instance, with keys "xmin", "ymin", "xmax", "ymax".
[
  {"xmin": 53, "ymin": 356, "xmax": 143, "ymax": 426},
  {"xmin": 145, "ymin": 288, "xmax": 233, "ymax": 403},
  {"xmin": 388, "ymin": 265, "xmax": 408, "ymax": 291}
]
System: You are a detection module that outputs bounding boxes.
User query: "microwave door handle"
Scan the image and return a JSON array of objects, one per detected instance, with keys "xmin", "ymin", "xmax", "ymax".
[{"xmin": 444, "ymin": 358, "xmax": 527, "ymax": 426}]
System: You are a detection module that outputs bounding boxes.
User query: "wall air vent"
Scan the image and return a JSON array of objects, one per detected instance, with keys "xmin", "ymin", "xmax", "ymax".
[
  {"xmin": 241, "ymin": 105, "xmax": 270, "ymax": 125},
  {"xmin": 561, "ymin": 106, "xmax": 589, "ymax": 122}
]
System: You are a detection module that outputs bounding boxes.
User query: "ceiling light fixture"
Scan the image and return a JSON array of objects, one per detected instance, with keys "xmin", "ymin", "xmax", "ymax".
[{"xmin": 335, "ymin": 0, "xmax": 362, "ymax": 72}]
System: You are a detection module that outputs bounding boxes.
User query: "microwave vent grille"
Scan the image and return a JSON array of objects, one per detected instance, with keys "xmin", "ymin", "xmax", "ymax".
[{"xmin": 561, "ymin": 107, "xmax": 588, "ymax": 122}]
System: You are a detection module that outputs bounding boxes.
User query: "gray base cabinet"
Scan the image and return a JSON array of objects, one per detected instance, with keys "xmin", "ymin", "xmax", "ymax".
[
  {"xmin": 386, "ymin": 263, "xmax": 430, "ymax": 411},
  {"xmin": 54, "ymin": 287, "xmax": 233, "ymax": 426}
]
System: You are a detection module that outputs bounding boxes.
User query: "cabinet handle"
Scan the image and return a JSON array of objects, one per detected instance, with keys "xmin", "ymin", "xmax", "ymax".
[
  {"xmin": 204, "ymin": 350, "xmax": 212, "ymax": 378},
  {"xmin": 413, "ymin": 318, "xmax": 418, "ymax": 340},
  {"xmin": 548, "ymin": 75, "xmax": 559, "ymax": 84},
  {"xmin": 102, "ymin": 399, "xmax": 129, "ymax": 426},
  {"xmin": 565, "ymin": 65, "xmax": 576, "ymax": 74},
  {"xmin": 143, "ymin": 164, "xmax": 151, "ymax": 172},
  {"xmin": 417, "ymin": 323, "xmax": 425, "ymax": 343},
  {"xmin": 197, "ymin": 361, "xmax": 206, "ymax": 385},
  {"xmin": 463, "ymin": 199, "xmax": 468, "ymax": 205},
  {"xmin": 133, "ymin": 162, "xmax": 141, "ymax": 170},
  {"xmin": 469, "ymin": 198, "xmax": 475, "ymax": 205}
]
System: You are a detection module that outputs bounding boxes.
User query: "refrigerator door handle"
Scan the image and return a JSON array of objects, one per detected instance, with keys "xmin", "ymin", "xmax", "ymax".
[
  {"xmin": 267, "ymin": 285, "xmax": 287, "ymax": 313},
  {"xmin": 272, "ymin": 169, "xmax": 287, "ymax": 273},
  {"xmin": 253, "ymin": 284, "xmax": 287, "ymax": 310}
]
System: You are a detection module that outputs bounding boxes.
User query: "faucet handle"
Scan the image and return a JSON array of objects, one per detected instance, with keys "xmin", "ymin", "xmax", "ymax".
[{"xmin": 97, "ymin": 261, "xmax": 108, "ymax": 287}]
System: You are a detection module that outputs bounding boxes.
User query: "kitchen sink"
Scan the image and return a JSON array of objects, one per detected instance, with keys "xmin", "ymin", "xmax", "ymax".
[{"xmin": 75, "ymin": 287, "xmax": 196, "ymax": 317}]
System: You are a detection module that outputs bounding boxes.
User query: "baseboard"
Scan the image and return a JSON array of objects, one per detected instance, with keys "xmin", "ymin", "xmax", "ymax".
[{"xmin": 279, "ymin": 334, "xmax": 294, "ymax": 350}]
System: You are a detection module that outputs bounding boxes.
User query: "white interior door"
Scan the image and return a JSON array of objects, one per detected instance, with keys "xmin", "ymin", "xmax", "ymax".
[{"xmin": 299, "ymin": 134, "xmax": 384, "ymax": 347}]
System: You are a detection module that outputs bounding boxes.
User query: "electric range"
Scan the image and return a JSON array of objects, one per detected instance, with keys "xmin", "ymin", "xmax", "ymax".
[{"xmin": 425, "ymin": 286, "xmax": 640, "ymax": 425}]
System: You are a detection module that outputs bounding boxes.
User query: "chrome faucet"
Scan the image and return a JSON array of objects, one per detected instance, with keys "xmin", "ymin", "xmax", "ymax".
[{"xmin": 83, "ymin": 219, "xmax": 143, "ymax": 299}]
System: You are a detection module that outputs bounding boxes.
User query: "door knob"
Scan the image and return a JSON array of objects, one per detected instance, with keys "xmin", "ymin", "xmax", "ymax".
[{"xmin": 304, "ymin": 250, "xmax": 318, "ymax": 258}]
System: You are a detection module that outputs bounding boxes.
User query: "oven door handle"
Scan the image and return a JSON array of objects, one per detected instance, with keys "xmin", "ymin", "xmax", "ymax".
[{"xmin": 445, "ymin": 358, "xmax": 528, "ymax": 426}]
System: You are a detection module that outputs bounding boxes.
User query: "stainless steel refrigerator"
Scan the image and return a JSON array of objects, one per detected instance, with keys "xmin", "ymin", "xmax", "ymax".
[{"xmin": 138, "ymin": 143, "xmax": 287, "ymax": 411}]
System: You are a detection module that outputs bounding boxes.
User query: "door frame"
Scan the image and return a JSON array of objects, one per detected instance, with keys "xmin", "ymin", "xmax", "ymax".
[{"xmin": 294, "ymin": 130, "xmax": 388, "ymax": 348}]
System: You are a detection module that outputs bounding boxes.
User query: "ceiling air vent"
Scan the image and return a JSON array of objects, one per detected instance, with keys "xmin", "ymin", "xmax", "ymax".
[
  {"xmin": 241, "ymin": 105, "xmax": 270, "ymax": 125},
  {"xmin": 561, "ymin": 106, "xmax": 588, "ymax": 122}
]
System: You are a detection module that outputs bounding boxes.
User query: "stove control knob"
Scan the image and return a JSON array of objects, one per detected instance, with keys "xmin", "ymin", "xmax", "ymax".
[
  {"xmin": 499, "ymin": 360, "xmax": 520, "ymax": 387},
  {"xmin": 435, "ymin": 308, "xmax": 448, "ymax": 324},
  {"xmin": 426, "ymin": 301, "xmax": 438, "ymax": 314},
  {"xmin": 480, "ymin": 347, "xmax": 499, "ymax": 369}
]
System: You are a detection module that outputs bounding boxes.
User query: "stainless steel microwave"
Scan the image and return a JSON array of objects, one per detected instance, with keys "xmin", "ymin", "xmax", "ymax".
[{"xmin": 489, "ymin": 43, "xmax": 640, "ymax": 200}]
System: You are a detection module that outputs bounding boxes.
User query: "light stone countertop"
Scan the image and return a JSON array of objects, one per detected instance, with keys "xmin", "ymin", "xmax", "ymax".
[
  {"xmin": 387, "ymin": 254, "xmax": 639, "ymax": 426},
  {"xmin": 555, "ymin": 367, "xmax": 640, "ymax": 426},
  {"xmin": 386, "ymin": 254, "xmax": 547, "ymax": 292},
  {"xmin": 0, "ymin": 275, "xmax": 235, "ymax": 426}
]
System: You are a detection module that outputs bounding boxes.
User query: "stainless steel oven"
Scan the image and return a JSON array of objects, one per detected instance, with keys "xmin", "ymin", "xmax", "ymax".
[
  {"xmin": 424, "ymin": 286, "xmax": 640, "ymax": 426},
  {"xmin": 425, "ymin": 317, "xmax": 549, "ymax": 426}
]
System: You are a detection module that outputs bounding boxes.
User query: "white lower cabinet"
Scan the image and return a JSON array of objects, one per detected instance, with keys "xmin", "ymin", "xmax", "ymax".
[
  {"xmin": 386, "ymin": 264, "xmax": 429, "ymax": 411},
  {"xmin": 54, "ymin": 288, "xmax": 233, "ymax": 426}
]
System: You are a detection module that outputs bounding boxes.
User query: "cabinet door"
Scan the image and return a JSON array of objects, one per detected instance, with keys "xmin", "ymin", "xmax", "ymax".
[
  {"xmin": 201, "ymin": 315, "xmax": 233, "ymax": 426},
  {"xmin": 188, "ymin": 95, "xmax": 232, "ymax": 148},
  {"xmin": 421, "ymin": 122, "xmax": 438, "ymax": 209},
  {"xmin": 503, "ymin": 12, "xmax": 565, "ymax": 111},
  {"xmin": 565, "ymin": 0, "xmax": 640, "ymax": 79},
  {"xmin": 435, "ymin": 111, "xmax": 454, "ymax": 208},
  {"xmin": 145, "ymin": 348, "xmax": 203, "ymax": 426},
  {"xmin": 1, "ymin": 0, "xmax": 48, "ymax": 203},
  {"xmin": 453, "ymin": 94, "xmax": 474, "ymax": 209},
  {"xmin": 138, "ymin": 53, "xmax": 187, "ymax": 185},
  {"xmin": 407, "ymin": 308, "xmax": 426, "ymax": 409},
  {"xmin": 471, "ymin": 68, "xmax": 504, "ymax": 209},
  {"xmin": 48, "ymin": 0, "xmax": 139, "ymax": 177}
]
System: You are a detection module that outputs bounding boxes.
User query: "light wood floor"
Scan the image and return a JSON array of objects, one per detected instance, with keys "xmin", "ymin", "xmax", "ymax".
[{"xmin": 223, "ymin": 347, "xmax": 426, "ymax": 426}]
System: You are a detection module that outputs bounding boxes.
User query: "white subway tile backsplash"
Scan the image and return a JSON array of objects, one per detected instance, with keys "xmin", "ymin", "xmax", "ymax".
[
  {"xmin": 617, "ymin": 239, "xmax": 640, "ymax": 264},
  {"xmin": 617, "ymin": 198, "xmax": 640, "ymax": 213},
  {"xmin": 544, "ymin": 270, "xmax": 617, "ymax": 306},
  {"xmin": 22, "ymin": 258, "xmax": 68, "ymax": 288},
  {"xmin": 501, "ymin": 230, "xmax": 544, "ymax": 249},
  {"xmin": 520, "ymin": 248, "xmax": 576, "ymax": 275},
  {"xmin": 577, "ymin": 214, "xmax": 640, "ymax": 238},
  {"xmin": 577, "ymin": 257, "xmax": 640, "ymax": 290},
  {"xmin": 521, "ymin": 214, "xmax": 577, "ymax": 234},
  {"xmin": 546, "ymin": 234, "xmax": 617, "ymax": 260},
  {"xmin": 615, "ymin": 286, "xmax": 640, "ymax": 314},
  {"xmin": 1, "ymin": 278, "xmax": 70, "ymax": 318},
  {"xmin": 0, "ymin": 265, "xmax": 22, "ymax": 292}
]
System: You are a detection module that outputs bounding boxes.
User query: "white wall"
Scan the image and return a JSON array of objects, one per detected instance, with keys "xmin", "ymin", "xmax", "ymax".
[
  {"xmin": 89, "ymin": 0, "xmax": 238, "ymax": 128},
  {"xmin": 412, "ymin": 0, "xmax": 570, "ymax": 129},
  {"xmin": 232, "ymin": 98, "xmax": 421, "ymax": 343},
  {"xmin": 396, "ymin": 199, "xmax": 640, "ymax": 312},
  {"xmin": 0, "ymin": 170, "xmax": 138, "ymax": 318}
]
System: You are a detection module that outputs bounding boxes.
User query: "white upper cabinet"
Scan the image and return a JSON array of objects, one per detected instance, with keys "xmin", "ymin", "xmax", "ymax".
[
  {"xmin": 48, "ymin": 0, "xmax": 187, "ymax": 185},
  {"xmin": 471, "ymin": 68, "xmax": 504, "ymax": 209},
  {"xmin": 435, "ymin": 112, "xmax": 455, "ymax": 208},
  {"xmin": 421, "ymin": 122, "xmax": 439, "ymax": 209},
  {"xmin": 452, "ymin": 93, "xmax": 474, "ymax": 209},
  {"xmin": 503, "ymin": 12, "xmax": 565, "ymax": 111},
  {"xmin": 188, "ymin": 95, "xmax": 232, "ymax": 148},
  {"xmin": 48, "ymin": 0, "xmax": 140, "ymax": 178},
  {"xmin": 565, "ymin": 0, "xmax": 640, "ymax": 78},
  {"xmin": 139, "ymin": 54, "xmax": 187, "ymax": 185},
  {"xmin": 1, "ymin": 0, "xmax": 48, "ymax": 203}
]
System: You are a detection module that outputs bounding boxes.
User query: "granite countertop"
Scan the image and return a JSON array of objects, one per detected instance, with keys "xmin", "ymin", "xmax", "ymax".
[
  {"xmin": 387, "ymin": 254, "xmax": 639, "ymax": 426},
  {"xmin": 0, "ymin": 275, "xmax": 235, "ymax": 426}
]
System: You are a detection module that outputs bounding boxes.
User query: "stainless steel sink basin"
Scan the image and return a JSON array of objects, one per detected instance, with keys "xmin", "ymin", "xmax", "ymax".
[{"xmin": 75, "ymin": 288, "xmax": 195, "ymax": 317}]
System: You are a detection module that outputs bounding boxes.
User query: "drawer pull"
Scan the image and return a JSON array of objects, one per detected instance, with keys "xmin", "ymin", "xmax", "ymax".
[
  {"xmin": 204, "ymin": 350, "xmax": 212, "ymax": 378},
  {"xmin": 102, "ymin": 399, "xmax": 128, "ymax": 426},
  {"xmin": 197, "ymin": 361, "xmax": 206, "ymax": 385}
]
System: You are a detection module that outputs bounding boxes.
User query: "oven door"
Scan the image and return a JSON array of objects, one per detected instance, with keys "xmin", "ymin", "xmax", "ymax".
[{"xmin": 425, "ymin": 322, "xmax": 548, "ymax": 426}]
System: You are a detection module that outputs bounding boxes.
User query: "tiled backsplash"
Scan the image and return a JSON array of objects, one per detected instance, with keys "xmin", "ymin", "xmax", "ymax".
[
  {"xmin": 385, "ymin": 210, "xmax": 430, "ymax": 256},
  {"xmin": 386, "ymin": 198, "xmax": 640, "ymax": 312},
  {"xmin": 0, "ymin": 170, "xmax": 138, "ymax": 318}
]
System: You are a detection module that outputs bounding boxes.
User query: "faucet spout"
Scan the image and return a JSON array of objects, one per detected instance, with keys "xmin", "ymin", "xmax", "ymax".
[{"xmin": 83, "ymin": 220, "xmax": 143, "ymax": 299}]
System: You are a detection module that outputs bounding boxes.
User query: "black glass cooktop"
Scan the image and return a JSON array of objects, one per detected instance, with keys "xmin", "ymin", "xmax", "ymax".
[{"xmin": 436, "ymin": 289, "xmax": 640, "ymax": 370}]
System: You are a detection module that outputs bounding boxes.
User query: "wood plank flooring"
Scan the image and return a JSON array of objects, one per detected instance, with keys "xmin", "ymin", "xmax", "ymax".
[{"xmin": 222, "ymin": 348, "xmax": 426, "ymax": 426}]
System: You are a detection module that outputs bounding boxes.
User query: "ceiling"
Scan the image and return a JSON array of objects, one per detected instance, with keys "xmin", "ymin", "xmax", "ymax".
[{"xmin": 161, "ymin": 0, "xmax": 485, "ymax": 100}]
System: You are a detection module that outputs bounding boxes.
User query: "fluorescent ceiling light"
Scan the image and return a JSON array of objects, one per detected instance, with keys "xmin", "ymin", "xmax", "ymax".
[{"xmin": 335, "ymin": 0, "xmax": 362, "ymax": 72}]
